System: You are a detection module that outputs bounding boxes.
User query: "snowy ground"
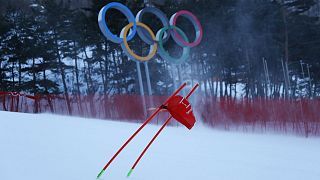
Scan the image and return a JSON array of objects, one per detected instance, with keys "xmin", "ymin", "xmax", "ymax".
[{"xmin": 0, "ymin": 111, "xmax": 320, "ymax": 180}]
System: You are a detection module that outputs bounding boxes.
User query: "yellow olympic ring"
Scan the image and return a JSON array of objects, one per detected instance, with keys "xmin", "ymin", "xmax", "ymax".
[{"xmin": 121, "ymin": 22, "xmax": 158, "ymax": 62}]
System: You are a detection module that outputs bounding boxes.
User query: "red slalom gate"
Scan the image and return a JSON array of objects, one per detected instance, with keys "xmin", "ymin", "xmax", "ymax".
[
  {"xmin": 96, "ymin": 83, "xmax": 199, "ymax": 179},
  {"xmin": 96, "ymin": 83, "xmax": 186, "ymax": 178},
  {"xmin": 127, "ymin": 84, "xmax": 199, "ymax": 177}
]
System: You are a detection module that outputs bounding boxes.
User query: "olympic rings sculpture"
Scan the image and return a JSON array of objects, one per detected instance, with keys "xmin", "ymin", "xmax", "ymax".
[{"xmin": 98, "ymin": 2, "xmax": 203, "ymax": 64}]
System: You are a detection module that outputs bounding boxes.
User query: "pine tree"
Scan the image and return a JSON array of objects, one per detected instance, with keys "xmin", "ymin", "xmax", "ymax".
[
  {"xmin": 0, "ymin": 13, "xmax": 10, "ymax": 91},
  {"xmin": 1, "ymin": 6, "xmax": 31, "ymax": 92},
  {"xmin": 38, "ymin": 0, "xmax": 74, "ymax": 114}
]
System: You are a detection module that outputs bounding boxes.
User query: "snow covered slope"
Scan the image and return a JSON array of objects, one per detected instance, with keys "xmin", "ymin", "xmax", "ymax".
[{"xmin": 0, "ymin": 111, "xmax": 319, "ymax": 180}]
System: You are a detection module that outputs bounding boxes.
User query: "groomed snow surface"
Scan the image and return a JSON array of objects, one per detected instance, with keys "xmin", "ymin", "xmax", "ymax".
[{"xmin": 1, "ymin": 111, "xmax": 319, "ymax": 180}]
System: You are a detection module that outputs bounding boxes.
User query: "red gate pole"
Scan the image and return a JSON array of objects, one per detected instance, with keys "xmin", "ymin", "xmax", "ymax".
[
  {"xmin": 96, "ymin": 83, "xmax": 187, "ymax": 179},
  {"xmin": 127, "ymin": 84, "xmax": 199, "ymax": 177}
]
